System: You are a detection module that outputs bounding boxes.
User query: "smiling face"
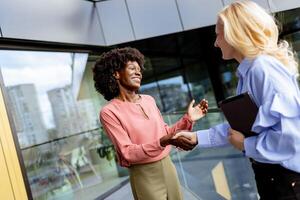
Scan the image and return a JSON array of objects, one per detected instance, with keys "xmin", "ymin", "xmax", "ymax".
[
  {"xmin": 214, "ymin": 18, "xmax": 242, "ymax": 62},
  {"xmin": 115, "ymin": 60, "xmax": 142, "ymax": 92}
]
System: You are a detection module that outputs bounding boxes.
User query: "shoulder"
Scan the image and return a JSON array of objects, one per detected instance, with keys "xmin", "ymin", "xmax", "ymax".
[
  {"xmin": 140, "ymin": 94, "xmax": 156, "ymax": 103},
  {"xmin": 100, "ymin": 100, "xmax": 118, "ymax": 118},
  {"xmin": 249, "ymin": 55, "xmax": 287, "ymax": 76}
]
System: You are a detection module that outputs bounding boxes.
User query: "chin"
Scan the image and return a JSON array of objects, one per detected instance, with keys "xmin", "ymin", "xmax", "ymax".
[
  {"xmin": 132, "ymin": 82, "xmax": 140, "ymax": 87},
  {"xmin": 132, "ymin": 85, "xmax": 140, "ymax": 90},
  {"xmin": 222, "ymin": 55, "xmax": 233, "ymax": 60}
]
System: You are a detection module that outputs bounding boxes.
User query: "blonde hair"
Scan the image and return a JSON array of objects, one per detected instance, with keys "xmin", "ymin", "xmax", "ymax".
[{"xmin": 218, "ymin": 0, "xmax": 298, "ymax": 73}]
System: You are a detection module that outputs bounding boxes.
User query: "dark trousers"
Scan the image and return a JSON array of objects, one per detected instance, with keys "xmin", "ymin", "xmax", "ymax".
[{"xmin": 251, "ymin": 160, "xmax": 300, "ymax": 200}]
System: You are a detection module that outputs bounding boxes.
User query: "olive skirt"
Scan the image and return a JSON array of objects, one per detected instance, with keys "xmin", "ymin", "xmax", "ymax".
[{"xmin": 129, "ymin": 156, "xmax": 183, "ymax": 200}]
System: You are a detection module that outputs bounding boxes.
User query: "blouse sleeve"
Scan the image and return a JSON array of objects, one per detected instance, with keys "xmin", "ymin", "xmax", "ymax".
[
  {"xmin": 163, "ymin": 113, "xmax": 194, "ymax": 134},
  {"xmin": 244, "ymin": 59, "xmax": 300, "ymax": 164},
  {"xmin": 100, "ymin": 109, "xmax": 164, "ymax": 164}
]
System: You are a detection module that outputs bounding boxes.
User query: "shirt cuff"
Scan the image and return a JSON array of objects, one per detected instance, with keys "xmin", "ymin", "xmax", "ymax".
[
  {"xmin": 196, "ymin": 129, "xmax": 211, "ymax": 147},
  {"xmin": 183, "ymin": 113, "xmax": 194, "ymax": 123},
  {"xmin": 244, "ymin": 136, "xmax": 257, "ymax": 158}
]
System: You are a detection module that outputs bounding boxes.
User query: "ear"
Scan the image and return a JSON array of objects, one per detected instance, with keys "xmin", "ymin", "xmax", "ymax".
[{"xmin": 113, "ymin": 71, "xmax": 120, "ymax": 80}]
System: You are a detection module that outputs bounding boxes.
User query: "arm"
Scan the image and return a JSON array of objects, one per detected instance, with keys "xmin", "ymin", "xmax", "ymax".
[
  {"xmin": 196, "ymin": 123, "xmax": 231, "ymax": 147},
  {"xmin": 100, "ymin": 110, "xmax": 164, "ymax": 164},
  {"xmin": 173, "ymin": 123, "xmax": 231, "ymax": 147}
]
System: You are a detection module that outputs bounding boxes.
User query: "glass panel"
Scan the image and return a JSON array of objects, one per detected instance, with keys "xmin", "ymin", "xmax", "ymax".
[
  {"xmin": 283, "ymin": 31, "xmax": 300, "ymax": 85},
  {"xmin": 218, "ymin": 60, "xmax": 239, "ymax": 98},
  {"xmin": 164, "ymin": 111, "xmax": 258, "ymax": 200},
  {"xmin": 157, "ymin": 74, "xmax": 190, "ymax": 113},
  {"xmin": 184, "ymin": 58, "xmax": 218, "ymax": 107},
  {"xmin": 0, "ymin": 50, "xmax": 126, "ymax": 199},
  {"xmin": 140, "ymin": 80, "xmax": 163, "ymax": 110},
  {"xmin": 276, "ymin": 7, "xmax": 300, "ymax": 84}
]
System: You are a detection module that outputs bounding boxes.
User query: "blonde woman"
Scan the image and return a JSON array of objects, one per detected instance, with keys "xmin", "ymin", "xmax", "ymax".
[{"xmin": 175, "ymin": 1, "xmax": 300, "ymax": 199}]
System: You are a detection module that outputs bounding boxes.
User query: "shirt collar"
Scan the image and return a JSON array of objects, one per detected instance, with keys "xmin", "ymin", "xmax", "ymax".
[{"xmin": 236, "ymin": 57, "xmax": 253, "ymax": 78}]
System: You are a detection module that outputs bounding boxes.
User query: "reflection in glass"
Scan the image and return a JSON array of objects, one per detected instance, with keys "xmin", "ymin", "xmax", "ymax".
[
  {"xmin": 157, "ymin": 75, "xmax": 189, "ymax": 112},
  {"xmin": 165, "ymin": 112, "xmax": 258, "ymax": 200},
  {"xmin": 219, "ymin": 61, "xmax": 239, "ymax": 98},
  {"xmin": 0, "ymin": 50, "xmax": 126, "ymax": 199},
  {"xmin": 140, "ymin": 81, "xmax": 163, "ymax": 110},
  {"xmin": 184, "ymin": 59, "xmax": 217, "ymax": 107}
]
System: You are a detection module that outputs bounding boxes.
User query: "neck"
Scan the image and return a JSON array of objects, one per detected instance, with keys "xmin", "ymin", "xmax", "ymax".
[
  {"xmin": 234, "ymin": 52, "xmax": 245, "ymax": 63},
  {"xmin": 116, "ymin": 90, "xmax": 140, "ymax": 103}
]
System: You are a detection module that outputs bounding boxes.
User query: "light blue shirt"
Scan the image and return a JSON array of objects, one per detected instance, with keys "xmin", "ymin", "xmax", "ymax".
[{"xmin": 197, "ymin": 55, "xmax": 300, "ymax": 173}]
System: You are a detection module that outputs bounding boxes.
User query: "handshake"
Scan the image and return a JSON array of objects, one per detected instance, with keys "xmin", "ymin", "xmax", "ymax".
[
  {"xmin": 160, "ymin": 131, "xmax": 197, "ymax": 151},
  {"xmin": 159, "ymin": 98, "xmax": 207, "ymax": 151}
]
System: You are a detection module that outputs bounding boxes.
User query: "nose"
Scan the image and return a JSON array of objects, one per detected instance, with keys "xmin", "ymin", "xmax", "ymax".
[{"xmin": 135, "ymin": 68, "xmax": 142, "ymax": 76}]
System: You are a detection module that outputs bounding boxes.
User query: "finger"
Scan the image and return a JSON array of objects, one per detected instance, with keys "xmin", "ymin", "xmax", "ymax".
[
  {"xmin": 188, "ymin": 99, "xmax": 195, "ymax": 110},
  {"xmin": 202, "ymin": 103, "xmax": 208, "ymax": 110},
  {"xmin": 176, "ymin": 147, "xmax": 184, "ymax": 151},
  {"xmin": 179, "ymin": 136, "xmax": 195, "ymax": 145},
  {"xmin": 176, "ymin": 144, "xmax": 192, "ymax": 151},
  {"xmin": 172, "ymin": 132, "xmax": 182, "ymax": 139},
  {"xmin": 200, "ymin": 99, "xmax": 208, "ymax": 106},
  {"xmin": 178, "ymin": 137, "xmax": 195, "ymax": 149}
]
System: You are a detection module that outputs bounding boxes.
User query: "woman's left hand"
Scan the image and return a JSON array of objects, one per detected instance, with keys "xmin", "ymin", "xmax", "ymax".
[
  {"xmin": 228, "ymin": 128, "xmax": 245, "ymax": 151},
  {"xmin": 187, "ymin": 99, "xmax": 208, "ymax": 122}
]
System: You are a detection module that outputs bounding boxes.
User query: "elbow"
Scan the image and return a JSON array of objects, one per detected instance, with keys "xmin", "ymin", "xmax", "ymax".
[{"xmin": 120, "ymin": 145, "xmax": 145, "ymax": 163}]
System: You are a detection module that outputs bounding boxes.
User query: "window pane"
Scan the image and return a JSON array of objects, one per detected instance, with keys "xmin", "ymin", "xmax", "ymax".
[
  {"xmin": 184, "ymin": 59, "xmax": 218, "ymax": 107},
  {"xmin": 0, "ymin": 50, "xmax": 127, "ymax": 200},
  {"xmin": 157, "ymin": 74, "xmax": 190, "ymax": 112}
]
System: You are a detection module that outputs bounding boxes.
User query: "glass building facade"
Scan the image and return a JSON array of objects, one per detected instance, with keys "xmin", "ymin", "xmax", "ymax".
[{"xmin": 0, "ymin": 6, "xmax": 299, "ymax": 200}]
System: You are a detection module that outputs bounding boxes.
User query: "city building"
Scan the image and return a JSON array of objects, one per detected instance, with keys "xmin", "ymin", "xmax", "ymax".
[{"xmin": 6, "ymin": 84, "xmax": 48, "ymax": 148}]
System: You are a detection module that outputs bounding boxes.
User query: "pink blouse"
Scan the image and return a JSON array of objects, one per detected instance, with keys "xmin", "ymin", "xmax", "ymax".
[{"xmin": 100, "ymin": 95, "xmax": 194, "ymax": 167}]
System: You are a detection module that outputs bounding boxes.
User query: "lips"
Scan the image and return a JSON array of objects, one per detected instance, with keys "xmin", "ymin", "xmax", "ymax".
[{"xmin": 132, "ymin": 77, "xmax": 141, "ymax": 82}]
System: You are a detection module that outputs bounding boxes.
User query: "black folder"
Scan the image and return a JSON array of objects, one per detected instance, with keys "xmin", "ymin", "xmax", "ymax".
[{"xmin": 218, "ymin": 92, "xmax": 258, "ymax": 137}]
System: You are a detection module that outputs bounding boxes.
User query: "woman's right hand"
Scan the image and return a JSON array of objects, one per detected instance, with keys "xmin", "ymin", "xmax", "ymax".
[
  {"xmin": 172, "ymin": 131, "xmax": 198, "ymax": 145},
  {"xmin": 160, "ymin": 133, "xmax": 175, "ymax": 147},
  {"xmin": 160, "ymin": 131, "xmax": 198, "ymax": 150}
]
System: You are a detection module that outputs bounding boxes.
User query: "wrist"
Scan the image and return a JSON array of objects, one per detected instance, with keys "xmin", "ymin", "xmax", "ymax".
[
  {"xmin": 186, "ymin": 113, "xmax": 195, "ymax": 123},
  {"xmin": 241, "ymin": 143, "xmax": 245, "ymax": 151},
  {"xmin": 240, "ymin": 138, "xmax": 245, "ymax": 151},
  {"xmin": 160, "ymin": 136, "xmax": 168, "ymax": 147},
  {"xmin": 191, "ymin": 132, "xmax": 198, "ymax": 145}
]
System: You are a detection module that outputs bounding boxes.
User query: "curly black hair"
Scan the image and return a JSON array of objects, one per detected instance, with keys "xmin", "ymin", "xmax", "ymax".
[{"xmin": 93, "ymin": 47, "xmax": 145, "ymax": 101}]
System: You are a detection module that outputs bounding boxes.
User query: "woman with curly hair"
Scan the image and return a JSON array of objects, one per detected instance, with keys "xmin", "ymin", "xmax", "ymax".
[
  {"xmin": 175, "ymin": 1, "xmax": 300, "ymax": 199},
  {"xmin": 93, "ymin": 47, "xmax": 208, "ymax": 200}
]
